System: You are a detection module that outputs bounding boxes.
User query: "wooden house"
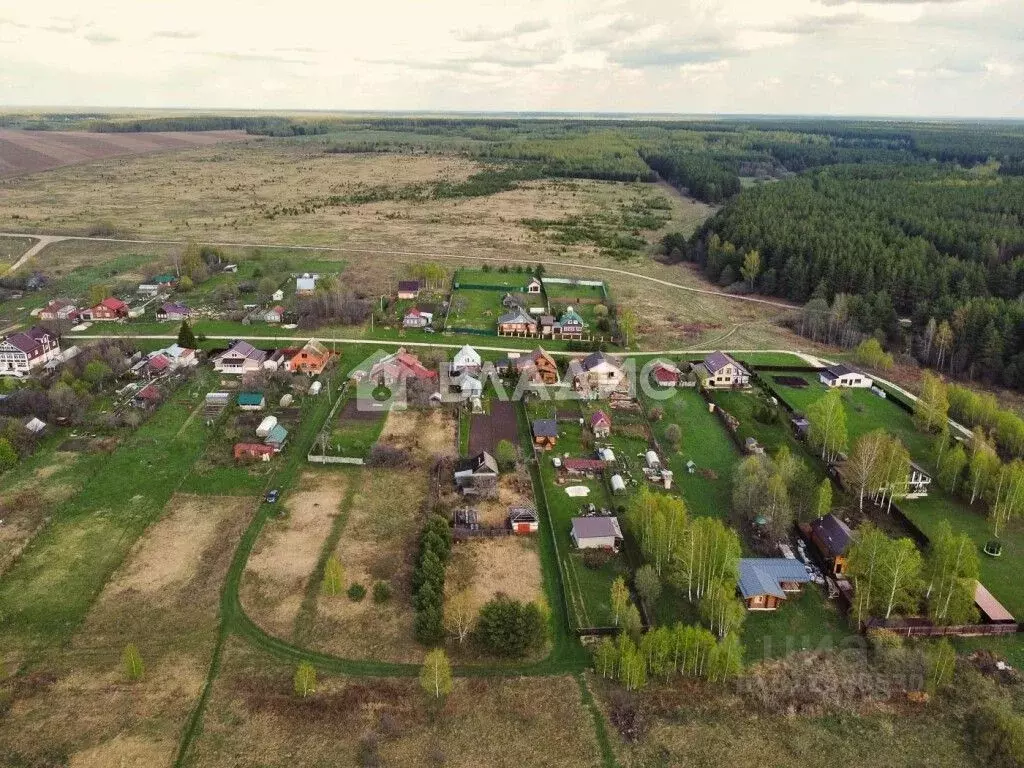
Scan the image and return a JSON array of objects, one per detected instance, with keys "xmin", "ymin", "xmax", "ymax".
[
  {"xmin": 531, "ymin": 419, "xmax": 558, "ymax": 449},
  {"xmin": 288, "ymin": 339, "xmax": 331, "ymax": 375},
  {"xmin": 738, "ymin": 558, "xmax": 811, "ymax": 610},
  {"xmin": 508, "ymin": 347, "xmax": 559, "ymax": 385},
  {"xmin": 808, "ymin": 513, "xmax": 852, "ymax": 575},
  {"xmin": 526, "ymin": 277, "xmax": 543, "ymax": 294},
  {"xmin": 83, "ymin": 297, "xmax": 129, "ymax": 321},
  {"xmin": 38, "ymin": 299, "xmax": 79, "ymax": 322},
  {"xmin": 453, "ymin": 451, "xmax": 499, "ymax": 493},
  {"xmin": 497, "ymin": 307, "xmax": 538, "ymax": 337},
  {"xmin": 569, "ymin": 351, "xmax": 626, "ymax": 395}
]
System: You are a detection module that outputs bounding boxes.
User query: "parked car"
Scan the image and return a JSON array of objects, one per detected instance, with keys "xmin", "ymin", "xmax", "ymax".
[{"xmin": 264, "ymin": 489, "xmax": 280, "ymax": 503}]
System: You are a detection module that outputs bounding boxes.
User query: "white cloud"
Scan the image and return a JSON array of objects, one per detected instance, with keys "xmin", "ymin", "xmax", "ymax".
[{"xmin": 0, "ymin": 0, "xmax": 1020, "ymax": 116}]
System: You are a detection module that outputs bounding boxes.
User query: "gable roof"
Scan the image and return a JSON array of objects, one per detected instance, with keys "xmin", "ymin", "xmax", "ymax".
[
  {"xmin": 703, "ymin": 351, "xmax": 738, "ymax": 373},
  {"xmin": 100, "ymin": 297, "xmax": 127, "ymax": 312},
  {"xmin": 571, "ymin": 516, "xmax": 622, "ymax": 541},
  {"xmin": 738, "ymin": 558, "xmax": 811, "ymax": 599},
  {"xmin": 559, "ymin": 306, "xmax": 586, "ymax": 327},
  {"xmin": 532, "ymin": 419, "xmax": 558, "ymax": 438},
  {"xmin": 397, "ymin": 280, "xmax": 421, "ymax": 292},
  {"xmin": 809, "ymin": 514, "xmax": 853, "ymax": 558},
  {"xmin": 509, "ymin": 506, "xmax": 538, "ymax": 523},
  {"xmin": 148, "ymin": 354, "xmax": 170, "ymax": 371},
  {"xmin": 579, "ymin": 351, "xmax": 621, "ymax": 372},
  {"xmin": 224, "ymin": 340, "xmax": 267, "ymax": 362},
  {"xmin": 497, "ymin": 307, "xmax": 536, "ymax": 326},
  {"xmin": 136, "ymin": 383, "xmax": 161, "ymax": 401},
  {"xmin": 296, "ymin": 338, "xmax": 329, "ymax": 358},
  {"xmin": 453, "ymin": 344, "xmax": 481, "ymax": 365},
  {"xmin": 590, "ymin": 410, "xmax": 611, "ymax": 427},
  {"xmin": 2, "ymin": 331, "xmax": 42, "ymax": 354},
  {"xmin": 159, "ymin": 302, "xmax": 190, "ymax": 315},
  {"xmin": 265, "ymin": 424, "xmax": 288, "ymax": 444},
  {"xmin": 454, "ymin": 451, "xmax": 498, "ymax": 475}
]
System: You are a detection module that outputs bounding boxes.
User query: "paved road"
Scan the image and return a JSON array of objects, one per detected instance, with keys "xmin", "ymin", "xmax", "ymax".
[{"xmin": 0, "ymin": 231, "xmax": 798, "ymax": 311}]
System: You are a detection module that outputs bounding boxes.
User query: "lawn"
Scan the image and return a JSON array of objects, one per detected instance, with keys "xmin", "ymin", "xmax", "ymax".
[
  {"xmin": 525, "ymin": 402, "xmax": 629, "ymax": 630},
  {"xmin": 454, "ymin": 267, "xmax": 538, "ymax": 290},
  {"xmin": 447, "ymin": 287, "xmax": 513, "ymax": 331},
  {"xmin": 767, "ymin": 373, "xmax": 933, "ymax": 460},
  {"xmin": 741, "ymin": 587, "xmax": 856, "ymax": 662},
  {"xmin": 644, "ymin": 387, "xmax": 740, "ymax": 520}
]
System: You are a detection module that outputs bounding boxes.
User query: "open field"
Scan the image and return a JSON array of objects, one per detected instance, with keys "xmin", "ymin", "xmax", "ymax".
[
  {"xmin": 376, "ymin": 407, "xmax": 458, "ymax": 464},
  {"xmin": 0, "ymin": 370, "xmax": 220, "ymax": 653},
  {"xmin": 188, "ymin": 638, "xmax": 603, "ymax": 768},
  {"xmin": 0, "ymin": 129, "xmax": 249, "ymax": 177},
  {"xmin": 604, "ymin": 680, "xmax": 980, "ymax": 768},
  {"xmin": 308, "ymin": 468, "xmax": 428, "ymax": 663},
  {"xmin": 241, "ymin": 470, "xmax": 351, "ymax": 639},
  {"xmin": 0, "ymin": 493, "xmax": 253, "ymax": 766}
]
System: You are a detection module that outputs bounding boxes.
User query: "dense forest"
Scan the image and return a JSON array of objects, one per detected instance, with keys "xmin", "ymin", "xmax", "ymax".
[{"xmin": 691, "ymin": 165, "xmax": 1024, "ymax": 386}]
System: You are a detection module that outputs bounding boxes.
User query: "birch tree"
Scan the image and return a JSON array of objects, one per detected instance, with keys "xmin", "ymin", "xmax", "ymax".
[
  {"xmin": 938, "ymin": 443, "xmax": 968, "ymax": 494},
  {"xmin": 845, "ymin": 430, "xmax": 888, "ymax": 512},
  {"xmin": 419, "ymin": 649, "xmax": 453, "ymax": 700},
  {"xmin": 877, "ymin": 538, "xmax": 923, "ymax": 620},
  {"xmin": 699, "ymin": 580, "xmax": 746, "ymax": 639},
  {"xmin": 443, "ymin": 589, "xmax": 475, "ymax": 644},
  {"xmin": 707, "ymin": 633, "xmax": 744, "ymax": 683},
  {"xmin": 925, "ymin": 522, "xmax": 980, "ymax": 626},
  {"xmin": 987, "ymin": 459, "xmax": 1024, "ymax": 538},
  {"xmin": 610, "ymin": 577, "xmax": 630, "ymax": 627},
  {"xmin": 914, "ymin": 371, "xmax": 950, "ymax": 434},
  {"xmin": 968, "ymin": 430, "xmax": 1000, "ymax": 505},
  {"xmin": 670, "ymin": 517, "xmax": 741, "ymax": 601},
  {"xmin": 807, "ymin": 389, "xmax": 848, "ymax": 462},
  {"xmin": 846, "ymin": 524, "xmax": 890, "ymax": 626},
  {"xmin": 594, "ymin": 637, "xmax": 618, "ymax": 679},
  {"xmin": 876, "ymin": 437, "xmax": 912, "ymax": 512}
]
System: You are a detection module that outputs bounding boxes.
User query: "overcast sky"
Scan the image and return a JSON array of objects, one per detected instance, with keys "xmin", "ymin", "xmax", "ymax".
[{"xmin": 1, "ymin": 0, "xmax": 1022, "ymax": 117}]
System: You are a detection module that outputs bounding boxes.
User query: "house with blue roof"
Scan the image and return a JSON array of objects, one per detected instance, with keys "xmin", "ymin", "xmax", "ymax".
[{"xmin": 738, "ymin": 558, "xmax": 811, "ymax": 611}]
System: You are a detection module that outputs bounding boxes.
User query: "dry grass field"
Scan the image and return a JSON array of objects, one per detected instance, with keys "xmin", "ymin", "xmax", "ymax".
[
  {"xmin": 376, "ymin": 408, "xmax": 458, "ymax": 465},
  {"xmin": 308, "ymin": 468, "xmax": 427, "ymax": 663},
  {"xmin": 446, "ymin": 536, "xmax": 543, "ymax": 615},
  {"xmin": 189, "ymin": 638, "xmax": 603, "ymax": 768},
  {"xmin": 240, "ymin": 470, "xmax": 350, "ymax": 639},
  {"xmin": 0, "ymin": 493, "xmax": 253, "ymax": 767},
  {"xmin": 0, "ymin": 129, "xmax": 248, "ymax": 177}
]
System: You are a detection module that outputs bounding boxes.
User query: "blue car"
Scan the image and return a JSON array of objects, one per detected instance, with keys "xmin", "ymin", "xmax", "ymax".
[{"xmin": 264, "ymin": 489, "xmax": 280, "ymax": 504}]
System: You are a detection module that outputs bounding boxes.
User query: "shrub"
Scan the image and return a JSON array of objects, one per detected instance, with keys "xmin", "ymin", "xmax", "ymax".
[
  {"xmin": 582, "ymin": 549, "xmax": 612, "ymax": 569},
  {"xmin": 473, "ymin": 595, "xmax": 546, "ymax": 657},
  {"xmin": 347, "ymin": 582, "xmax": 367, "ymax": 601},
  {"xmin": 372, "ymin": 581, "xmax": 393, "ymax": 604},
  {"xmin": 664, "ymin": 423, "xmax": 681, "ymax": 447},
  {"xmin": 607, "ymin": 689, "xmax": 651, "ymax": 744}
]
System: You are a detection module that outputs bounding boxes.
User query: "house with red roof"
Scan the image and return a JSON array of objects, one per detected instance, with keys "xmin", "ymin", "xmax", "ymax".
[
  {"xmin": 134, "ymin": 383, "xmax": 162, "ymax": 407},
  {"xmin": 650, "ymin": 361, "xmax": 682, "ymax": 387},
  {"xmin": 402, "ymin": 307, "xmax": 432, "ymax": 328},
  {"xmin": 365, "ymin": 348, "xmax": 437, "ymax": 387},
  {"xmin": 83, "ymin": 297, "xmax": 129, "ymax": 321},
  {"xmin": 287, "ymin": 339, "xmax": 332, "ymax": 375}
]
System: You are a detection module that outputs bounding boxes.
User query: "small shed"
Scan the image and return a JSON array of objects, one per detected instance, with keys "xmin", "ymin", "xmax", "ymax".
[
  {"xmin": 264, "ymin": 424, "xmax": 288, "ymax": 450},
  {"xmin": 610, "ymin": 474, "xmax": 626, "ymax": 494},
  {"xmin": 508, "ymin": 506, "xmax": 539, "ymax": 534},
  {"xmin": 645, "ymin": 450, "xmax": 661, "ymax": 469},
  {"xmin": 206, "ymin": 392, "xmax": 231, "ymax": 407},
  {"xmin": 975, "ymin": 581, "xmax": 1016, "ymax": 624},
  {"xmin": 590, "ymin": 410, "xmax": 612, "ymax": 438}
]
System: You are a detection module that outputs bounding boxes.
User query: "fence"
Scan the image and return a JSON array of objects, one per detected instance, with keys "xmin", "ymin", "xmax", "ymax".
[
  {"xmin": 864, "ymin": 618, "xmax": 1019, "ymax": 638},
  {"xmin": 452, "ymin": 525, "xmax": 512, "ymax": 540}
]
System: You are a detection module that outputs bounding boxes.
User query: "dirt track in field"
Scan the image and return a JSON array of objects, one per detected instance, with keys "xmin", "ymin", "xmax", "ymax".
[{"xmin": 0, "ymin": 129, "xmax": 249, "ymax": 177}]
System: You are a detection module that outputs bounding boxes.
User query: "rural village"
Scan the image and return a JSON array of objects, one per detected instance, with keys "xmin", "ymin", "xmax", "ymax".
[{"xmin": 0, "ymin": 112, "xmax": 1023, "ymax": 768}]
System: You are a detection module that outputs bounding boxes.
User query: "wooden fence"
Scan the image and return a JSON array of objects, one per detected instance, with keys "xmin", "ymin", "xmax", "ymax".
[{"xmin": 864, "ymin": 618, "xmax": 1019, "ymax": 638}]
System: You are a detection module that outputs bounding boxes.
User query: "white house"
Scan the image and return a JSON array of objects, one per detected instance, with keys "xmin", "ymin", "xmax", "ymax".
[
  {"xmin": 569, "ymin": 351, "xmax": 626, "ymax": 396},
  {"xmin": 212, "ymin": 340, "xmax": 268, "ymax": 375},
  {"xmin": 571, "ymin": 516, "xmax": 623, "ymax": 550},
  {"xmin": 452, "ymin": 371, "xmax": 483, "ymax": 400},
  {"xmin": 0, "ymin": 327, "xmax": 60, "ymax": 375},
  {"xmin": 819, "ymin": 364, "xmax": 873, "ymax": 389},
  {"xmin": 697, "ymin": 351, "xmax": 750, "ymax": 389},
  {"xmin": 451, "ymin": 344, "xmax": 482, "ymax": 374},
  {"xmin": 272, "ymin": 289, "xmax": 284, "ymax": 302}
]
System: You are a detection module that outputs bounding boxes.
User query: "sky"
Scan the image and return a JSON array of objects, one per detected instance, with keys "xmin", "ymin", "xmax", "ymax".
[{"xmin": 0, "ymin": 0, "xmax": 1022, "ymax": 117}]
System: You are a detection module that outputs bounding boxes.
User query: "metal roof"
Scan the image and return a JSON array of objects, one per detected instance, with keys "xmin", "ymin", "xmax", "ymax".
[
  {"xmin": 809, "ymin": 514, "xmax": 853, "ymax": 557},
  {"xmin": 738, "ymin": 558, "xmax": 811, "ymax": 599},
  {"xmin": 532, "ymin": 419, "xmax": 558, "ymax": 437},
  {"xmin": 571, "ymin": 516, "xmax": 622, "ymax": 541}
]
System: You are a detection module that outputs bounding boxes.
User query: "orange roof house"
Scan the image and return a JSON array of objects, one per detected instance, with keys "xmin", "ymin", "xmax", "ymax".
[{"xmin": 288, "ymin": 339, "xmax": 332, "ymax": 375}]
